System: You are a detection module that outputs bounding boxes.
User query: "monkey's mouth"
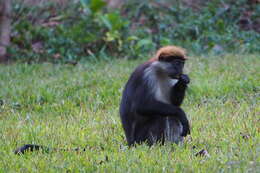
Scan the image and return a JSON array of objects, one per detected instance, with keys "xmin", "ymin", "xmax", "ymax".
[{"xmin": 169, "ymin": 74, "xmax": 181, "ymax": 79}]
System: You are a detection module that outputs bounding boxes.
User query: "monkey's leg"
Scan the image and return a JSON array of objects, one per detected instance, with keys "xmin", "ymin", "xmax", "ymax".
[
  {"xmin": 164, "ymin": 117, "xmax": 184, "ymax": 144},
  {"xmin": 136, "ymin": 100, "xmax": 190, "ymax": 136}
]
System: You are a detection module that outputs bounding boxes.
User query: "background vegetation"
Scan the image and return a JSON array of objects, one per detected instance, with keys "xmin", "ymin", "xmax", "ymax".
[
  {"xmin": 0, "ymin": 0, "xmax": 259, "ymax": 63},
  {"xmin": 0, "ymin": 0, "xmax": 259, "ymax": 172}
]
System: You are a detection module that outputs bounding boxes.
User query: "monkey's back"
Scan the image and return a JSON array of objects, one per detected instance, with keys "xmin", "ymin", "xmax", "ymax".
[{"xmin": 119, "ymin": 63, "xmax": 149, "ymax": 145}]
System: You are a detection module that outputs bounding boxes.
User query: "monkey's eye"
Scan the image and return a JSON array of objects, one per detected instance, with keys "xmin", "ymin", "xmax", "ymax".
[
  {"xmin": 173, "ymin": 60, "xmax": 184, "ymax": 65},
  {"xmin": 161, "ymin": 58, "xmax": 173, "ymax": 62}
]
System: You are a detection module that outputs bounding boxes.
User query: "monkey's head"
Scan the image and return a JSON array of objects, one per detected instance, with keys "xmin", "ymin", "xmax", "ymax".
[{"xmin": 152, "ymin": 46, "xmax": 187, "ymax": 79}]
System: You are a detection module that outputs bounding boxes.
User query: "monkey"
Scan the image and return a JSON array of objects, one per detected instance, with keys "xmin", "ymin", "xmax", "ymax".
[
  {"xmin": 119, "ymin": 45, "xmax": 190, "ymax": 146},
  {"xmin": 15, "ymin": 45, "xmax": 190, "ymax": 154}
]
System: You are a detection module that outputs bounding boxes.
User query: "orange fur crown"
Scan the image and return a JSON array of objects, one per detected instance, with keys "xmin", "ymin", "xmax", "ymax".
[{"xmin": 154, "ymin": 45, "xmax": 187, "ymax": 61}]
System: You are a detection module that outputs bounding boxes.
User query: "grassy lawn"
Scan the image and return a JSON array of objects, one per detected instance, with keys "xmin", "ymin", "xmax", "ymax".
[{"xmin": 0, "ymin": 54, "xmax": 259, "ymax": 172}]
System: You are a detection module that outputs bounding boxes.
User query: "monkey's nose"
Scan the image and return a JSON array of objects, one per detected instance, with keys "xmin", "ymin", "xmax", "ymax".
[
  {"xmin": 169, "ymin": 74, "xmax": 179, "ymax": 79},
  {"xmin": 175, "ymin": 74, "xmax": 182, "ymax": 79}
]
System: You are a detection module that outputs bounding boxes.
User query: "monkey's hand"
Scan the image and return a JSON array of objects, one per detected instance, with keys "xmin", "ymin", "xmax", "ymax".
[
  {"xmin": 176, "ymin": 108, "xmax": 190, "ymax": 136},
  {"xmin": 179, "ymin": 74, "xmax": 190, "ymax": 85},
  {"xmin": 181, "ymin": 122, "xmax": 190, "ymax": 137}
]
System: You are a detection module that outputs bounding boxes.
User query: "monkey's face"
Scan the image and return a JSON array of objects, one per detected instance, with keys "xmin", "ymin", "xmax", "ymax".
[{"xmin": 159, "ymin": 58, "xmax": 185, "ymax": 79}]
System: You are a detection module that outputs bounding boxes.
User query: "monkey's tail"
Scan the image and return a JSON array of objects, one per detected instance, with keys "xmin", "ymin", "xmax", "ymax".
[{"xmin": 14, "ymin": 144, "xmax": 86, "ymax": 155}]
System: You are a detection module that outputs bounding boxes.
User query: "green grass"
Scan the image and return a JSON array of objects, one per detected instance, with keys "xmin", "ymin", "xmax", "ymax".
[{"xmin": 0, "ymin": 54, "xmax": 259, "ymax": 172}]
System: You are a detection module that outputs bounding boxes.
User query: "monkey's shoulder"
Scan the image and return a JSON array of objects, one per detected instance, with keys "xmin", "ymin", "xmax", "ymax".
[
  {"xmin": 132, "ymin": 62, "xmax": 152, "ymax": 77},
  {"xmin": 126, "ymin": 62, "xmax": 152, "ymax": 85}
]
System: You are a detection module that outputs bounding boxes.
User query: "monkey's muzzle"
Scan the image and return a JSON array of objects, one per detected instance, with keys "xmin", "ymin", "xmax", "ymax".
[{"xmin": 169, "ymin": 74, "xmax": 181, "ymax": 79}]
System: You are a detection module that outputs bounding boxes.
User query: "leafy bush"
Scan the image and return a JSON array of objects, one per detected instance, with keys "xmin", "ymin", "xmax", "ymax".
[
  {"xmin": 9, "ymin": 0, "xmax": 260, "ymax": 62},
  {"xmin": 123, "ymin": 0, "xmax": 260, "ymax": 54},
  {"xmin": 10, "ymin": 0, "xmax": 129, "ymax": 62}
]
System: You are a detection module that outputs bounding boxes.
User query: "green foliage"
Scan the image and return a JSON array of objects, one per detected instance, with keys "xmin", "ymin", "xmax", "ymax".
[
  {"xmin": 10, "ymin": 0, "xmax": 130, "ymax": 62},
  {"xmin": 9, "ymin": 0, "xmax": 260, "ymax": 62},
  {"xmin": 123, "ymin": 0, "xmax": 260, "ymax": 54},
  {"xmin": 0, "ymin": 54, "xmax": 259, "ymax": 171}
]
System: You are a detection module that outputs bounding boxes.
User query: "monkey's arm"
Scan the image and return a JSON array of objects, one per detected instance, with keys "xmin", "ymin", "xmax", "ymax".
[
  {"xmin": 171, "ymin": 74, "xmax": 190, "ymax": 106},
  {"xmin": 135, "ymin": 99, "xmax": 190, "ymax": 136}
]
